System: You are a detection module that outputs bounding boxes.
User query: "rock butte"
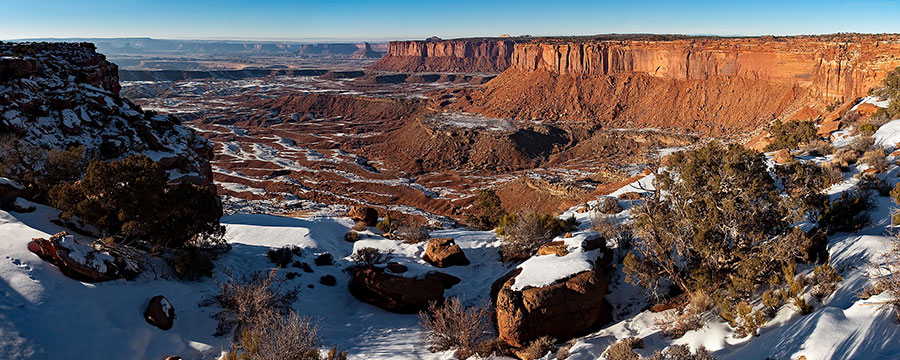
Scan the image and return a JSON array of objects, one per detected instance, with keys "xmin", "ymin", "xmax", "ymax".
[
  {"xmin": 375, "ymin": 35, "xmax": 900, "ymax": 133},
  {"xmin": 376, "ymin": 35, "xmax": 900, "ymax": 102}
]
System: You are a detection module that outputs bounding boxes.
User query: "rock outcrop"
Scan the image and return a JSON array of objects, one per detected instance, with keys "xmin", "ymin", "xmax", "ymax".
[
  {"xmin": 27, "ymin": 232, "xmax": 140, "ymax": 282},
  {"xmin": 369, "ymin": 39, "xmax": 521, "ymax": 73},
  {"xmin": 347, "ymin": 265, "xmax": 460, "ymax": 313},
  {"xmin": 143, "ymin": 295, "xmax": 175, "ymax": 330},
  {"xmin": 348, "ymin": 206, "xmax": 379, "ymax": 226},
  {"xmin": 422, "ymin": 237, "xmax": 469, "ymax": 267},
  {"xmin": 494, "ymin": 244, "xmax": 614, "ymax": 348},
  {"xmin": 424, "ymin": 34, "xmax": 900, "ymax": 134},
  {"xmin": 0, "ymin": 42, "xmax": 214, "ymax": 186}
]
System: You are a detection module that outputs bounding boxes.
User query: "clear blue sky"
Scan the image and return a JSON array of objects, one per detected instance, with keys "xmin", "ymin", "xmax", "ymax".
[{"xmin": 1, "ymin": 0, "xmax": 899, "ymax": 41}]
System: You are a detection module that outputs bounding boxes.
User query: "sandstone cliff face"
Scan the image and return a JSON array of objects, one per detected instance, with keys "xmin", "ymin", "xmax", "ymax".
[
  {"xmin": 510, "ymin": 37, "xmax": 900, "ymax": 102},
  {"xmin": 369, "ymin": 39, "xmax": 519, "ymax": 73},
  {"xmin": 428, "ymin": 35, "xmax": 900, "ymax": 133}
]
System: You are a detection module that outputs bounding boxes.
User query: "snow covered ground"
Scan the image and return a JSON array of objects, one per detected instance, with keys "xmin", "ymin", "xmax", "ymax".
[
  {"xmin": 0, "ymin": 201, "xmax": 512, "ymax": 359},
  {"xmin": 5, "ymin": 115, "xmax": 900, "ymax": 358}
]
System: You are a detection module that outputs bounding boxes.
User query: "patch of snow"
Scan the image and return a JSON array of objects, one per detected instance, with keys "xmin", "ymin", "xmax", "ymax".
[
  {"xmin": 511, "ymin": 233, "xmax": 601, "ymax": 291},
  {"xmin": 874, "ymin": 119, "xmax": 900, "ymax": 150}
]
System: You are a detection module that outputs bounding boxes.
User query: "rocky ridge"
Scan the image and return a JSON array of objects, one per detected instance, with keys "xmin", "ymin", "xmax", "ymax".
[
  {"xmin": 0, "ymin": 42, "xmax": 214, "ymax": 185},
  {"xmin": 369, "ymin": 39, "xmax": 521, "ymax": 73}
]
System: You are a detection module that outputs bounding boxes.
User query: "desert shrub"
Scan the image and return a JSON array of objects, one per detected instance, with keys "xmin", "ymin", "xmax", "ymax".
[
  {"xmin": 350, "ymin": 247, "xmax": 391, "ymax": 265},
  {"xmin": 863, "ymin": 234, "xmax": 900, "ymax": 321},
  {"xmin": 654, "ymin": 291, "xmax": 712, "ymax": 339},
  {"xmin": 819, "ymin": 162, "xmax": 845, "ymax": 185},
  {"xmin": 50, "ymin": 155, "xmax": 224, "ymax": 249},
  {"xmin": 862, "ymin": 148, "xmax": 889, "ymax": 173},
  {"xmin": 170, "ymin": 247, "xmax": 215, "ymax": 280},
  {"xmin": 376, "ymin": 213, "xmax": 398, "ymax": 234},
  {"xmin": 760, "ymin": 262, "xmax": 812, "ymax": 317},
  {"xmin": 498, "ymin": 212, "xmax": 574, "ymax": 262},
  {"xmin": 764, "ymin": 120, "xmax": 818, "ymax": 151},
  {"xmin": 202, "ymin": 269, "xmax": 299, "ymax": 338},
  {"xmin": 811, "ymin": 262, "xmax": 843, "ymax": 299},
  {"xmin": 344, "ymin": 230, "xmax": 361, "ymax": 242},
  {"xmin": 395, "ymin": 221, "xmax": 430, "ymax": 244},
  {"xmin": 858, "ymin": 123, "xmax": 879, "ymax": 135},
  {"xmin": 520, "ymin": 336, "xmax": 556, "ymax": 360},
  {"xmin": 591, "ymin": 213, "xmax": 633, "ymax": 249},
  {"xmin": 831, "ymin": 148, "xmax": 860, "ymax": 170},
  {"xmin": 818, "ymin": 191, "xmax": 872, "ymax": 234},
  {"xmin": 802, "ymin": 139, "xmax": 835, "ymax": 156},
  {"xmin": 419, "ymin": 297, "xmax": 492, "ymax": 359},
  {"xmin": 873, "ymin": 66, "xmax": 900, "ymax": 120},
  {"xmin": 719, "ymin": 300, "xmax": 764, "ymax": 338},
  {"xmin": 841, "ymin": 109, "xmax": 861, "ymax": 128},
  {"xmin": 597, "ymin": 197, "xmax": 623, "ymax": 214},
  {"xmin": 849, "ymin": 134, "xmax": 876, "ymax": 153},
  {"xmin": 858, "ymin": 174, "xmax": 892, "ymax": 197},
  {"xmin": 603, "ymin": 337, "xmax": 643, "ymax": 360},
  {"xmin": 776, "ymin": 161, "xmax": 829, "ymax": 222},
  {"xmin": 224, "ymin": 310, "xmax": 321, "ymax": 360},
  {"xmin": 0, "ymin": 135, "xmax": 87, "ymax": 198},
  {"xmin": 870, "ymin": 113, "xmax": 895, "ymax": 128},
  {"xmin": 624, "ymin": 143, "xmax": 798, "ymax": 300},
  {"xmin": 556, "ymin": 340, "xmax": 576, "ymax": 360},
  {"xmin": 654, "ymin": 307, "xmax": 704, "ymax": 339},
  {"xmin": 267, "ymin": 246, "xmax": 301, "ymax": 267},
  {"xmin": 466, "ymin": 189, "xmax": 508, "ymax": 230},
  {"xmin": 647, "ymin": 345, "xmax": 716, "ymax": 360}
]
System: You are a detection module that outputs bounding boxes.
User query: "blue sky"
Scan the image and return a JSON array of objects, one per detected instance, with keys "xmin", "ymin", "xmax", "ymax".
[{"xmin": 1, "ymin": 0, "xmax": 899, "ymax": 41}]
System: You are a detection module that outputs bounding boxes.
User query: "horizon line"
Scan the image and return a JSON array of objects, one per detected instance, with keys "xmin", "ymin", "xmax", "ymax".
[{"xmin": 5, "ymin": 31, "xmax": 899, "ymax": 44}]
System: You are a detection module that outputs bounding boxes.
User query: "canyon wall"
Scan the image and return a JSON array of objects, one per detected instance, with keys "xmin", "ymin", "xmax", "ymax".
[
  {"xmin": 509, "ymin": 37, "xmax": 900, "ymax": 101},
  {"xmin": 369, "ymin": 39, "xmax": 520, "ymax": 73}
]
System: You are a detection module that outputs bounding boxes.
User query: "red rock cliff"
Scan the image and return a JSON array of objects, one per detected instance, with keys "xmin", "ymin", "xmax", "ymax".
[
  {"xmin": 369, "ymin": 39, "xmax": 519, "ymax": 73},
  {"xmin": 509, "ymin": 36, "xmax": 900, "ymax": 102}
]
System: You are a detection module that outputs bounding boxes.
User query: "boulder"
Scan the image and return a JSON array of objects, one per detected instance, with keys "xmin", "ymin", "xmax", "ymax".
[
  {"xmin": 27, "ymin": 232, "xmax": 139, "ymax": 282},
  {"xmin": 495, "ymin": 268, "xmax": 612, "ymax": 348},
  {"xmin": 347, "ymin": 265, "xmax": 460, "ymax": 313},
  {"xmin": 856, "ymin": 103, "xmax": 881, "ymax": 116},
  {"xmin": 494, "ymin": 246, "xmax": 614, "ymax": 349},
  {"xmin": 386, "ymin": 262, "xmax": 408, "ymax": 274},
  {"xmin": 143, "ymin": 295, "xmax": 175, "ymax": 330},
  {"xmin": 745, "ymin": 130, "xmax": 774, "ymax": 152},
  {"xmin": 320, "ymin": 275, "xmax": 336, "ymax": 286},
  {"xmin": 0, "ymin": 178, "xmax": 31, "ymax": 212},
  {"xmin": 773, "ymin": 149, "xmax": 793, "ymax": 164},
  {"xmin": 537, "ymin": 241, "xmax": 568, "ymax": 256},
  {"xmin": 422, "ymin": 237, "xmax": 469, "ymax": 267},
  {"xmin": 348, "ymin": 206, "xmax": 378, "ymax": 226}
]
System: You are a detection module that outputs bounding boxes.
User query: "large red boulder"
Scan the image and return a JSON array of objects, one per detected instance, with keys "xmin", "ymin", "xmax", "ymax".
[
  {"xmin": 347, "ymin": 265, "xmax": 459, "ymax": 313},
  {"xmin": 422, "ymin": 237, "xmax": 469, "ymax": 267},
  {"xmin": 494, "ymin": 246, "xmax": 614, "ymax": 348},
  {"xmin": 27, "ymin": 232, "xmax": 139, "ymax": 282},
  {"xmin": 144, "ymin": 295, "xmax": 175, "ymax": 330},
  {"xmin": 495, "ymin": 269, "xmax": 611, "ymax": 348}
]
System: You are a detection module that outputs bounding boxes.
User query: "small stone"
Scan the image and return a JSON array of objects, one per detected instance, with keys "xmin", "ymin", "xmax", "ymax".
[{"xmin": 320, "ymin": 275, "xmax": 336, "ymax": 286}]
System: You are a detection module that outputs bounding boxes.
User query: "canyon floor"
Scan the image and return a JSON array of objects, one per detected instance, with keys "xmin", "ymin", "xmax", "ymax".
[{"xmin": 121, "ymin": 68, "xmax": 694, "ymax": 224}]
